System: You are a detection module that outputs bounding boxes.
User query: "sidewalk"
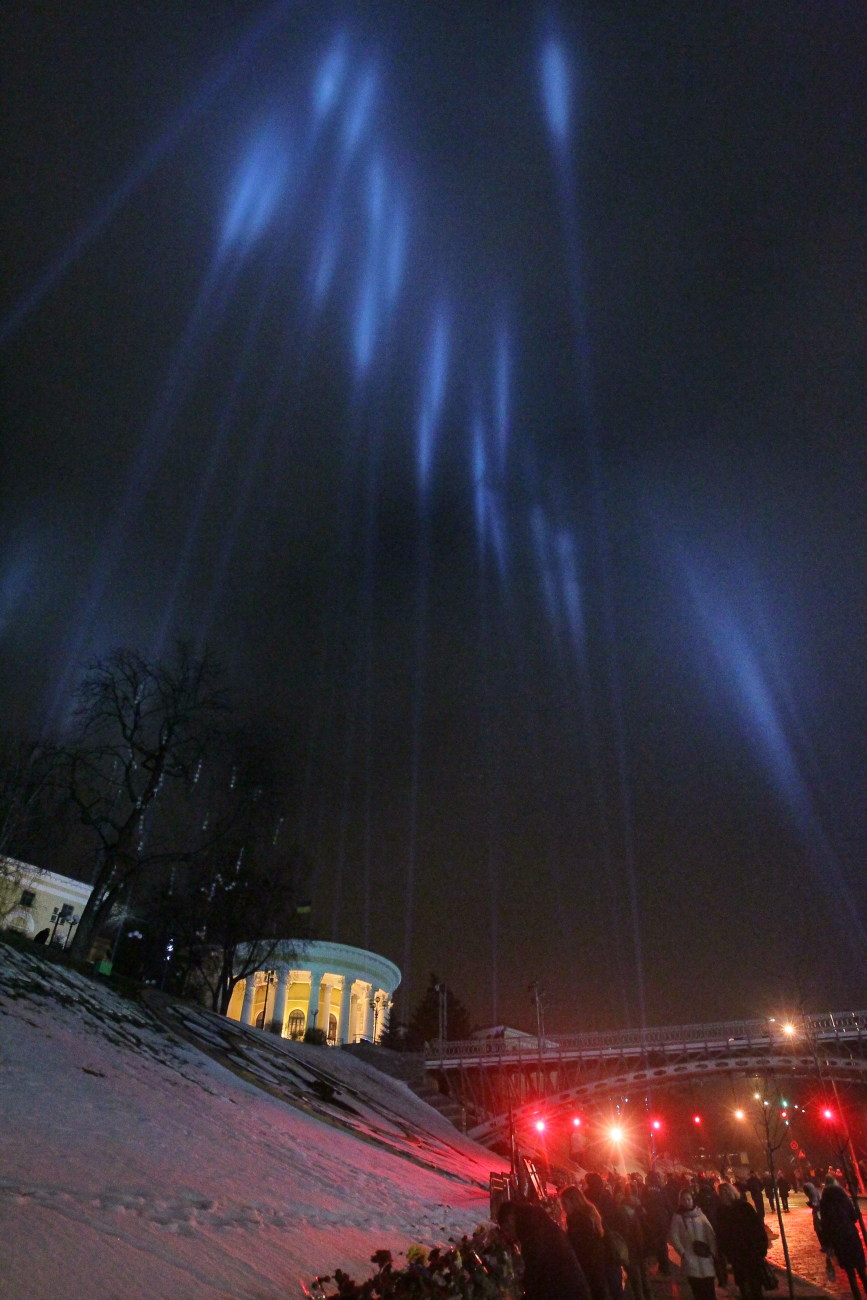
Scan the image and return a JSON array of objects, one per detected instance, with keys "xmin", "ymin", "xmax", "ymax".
[
  {"xmin": 643, "ymin": 1198, "xmax": 838, "ymax": 1300},
  {"xmin": 645, "ymin": 1256, "xmax": 831, "ymax": 1300},
  {"xmin": 764, "ymin": 1199, "xmax": 858, "ymax": 1300}
]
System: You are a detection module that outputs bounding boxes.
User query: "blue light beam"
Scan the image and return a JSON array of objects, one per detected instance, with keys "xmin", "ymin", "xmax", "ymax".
[
  {"xmin": 220, "ymin": 129, "xmax": 292, "ymax": 255},
  {"xmin": 539, "ymin": 33, "xmax": 573, "ymax": 151},
  {"xmin": 416, "ymin": 305, "xmax": 450, "ymax": 494}
]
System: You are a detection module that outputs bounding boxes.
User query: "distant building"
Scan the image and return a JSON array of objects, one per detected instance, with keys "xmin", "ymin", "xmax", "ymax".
[
  {"xmin": 0, "ymin": 858, "xmax": 92, "ymax": 947},
  {"xmin": 226, "ymin": 938, "xmax": 400, "ymax": 1045}
]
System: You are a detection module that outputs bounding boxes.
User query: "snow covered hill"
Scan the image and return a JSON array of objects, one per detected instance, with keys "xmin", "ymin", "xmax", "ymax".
[{"xmin": 0, "ymin": 942, "xmax": 504, "ymax": 1300}]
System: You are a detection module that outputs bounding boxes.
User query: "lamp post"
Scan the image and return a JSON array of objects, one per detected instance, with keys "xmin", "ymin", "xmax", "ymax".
[
  {"xmin": 49, "ymin": 904, "xmax": 75, "ymax": 945},
  {"xmin": 260, "ymin": 969, "xmax": 275, "ymax": 1030},
  {"xmin": 435, "ymin": 982, "xmax": 447, "ymax": 1065},
  {"xmin": 529, "ymin": 981, "xmax": 547, "ymax": 1098},
  {"xmin": 62, "ymin": 915, "xmax": 80, "ymax": 950}
]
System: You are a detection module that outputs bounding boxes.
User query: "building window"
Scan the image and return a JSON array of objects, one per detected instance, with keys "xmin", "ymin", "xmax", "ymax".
[
  {"xmin": 19, "ymin": 890, "xmax": 36, "ymax": 908},
  {"xmin": 288, "ymin": 1010, "xmax": 305, "ymax": 1039},
  {"xmin": 327, "ymin": 1013, "xmax": 338, "ymax": 1045}
]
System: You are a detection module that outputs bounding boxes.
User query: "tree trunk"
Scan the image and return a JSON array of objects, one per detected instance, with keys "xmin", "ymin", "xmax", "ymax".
[{"xmin": 68, "ymin": 862, "xmax": 116, "ymax": 959}]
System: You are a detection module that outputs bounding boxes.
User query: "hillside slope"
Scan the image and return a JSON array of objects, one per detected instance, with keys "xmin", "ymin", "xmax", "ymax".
[{"xmin": 0, "ymin": 943, "xmax": 503, "ymax": 1300}]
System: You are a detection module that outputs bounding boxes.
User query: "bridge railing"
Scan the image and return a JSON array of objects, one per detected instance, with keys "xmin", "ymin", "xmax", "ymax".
[{"xmin": 424, "ymin": 1010, "xmax": 867, "ymax": 1065}]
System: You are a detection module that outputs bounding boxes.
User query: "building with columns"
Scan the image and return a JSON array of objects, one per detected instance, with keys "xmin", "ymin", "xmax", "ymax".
[{"xmin": 225, "ymin": 939, "xmax": 400, "ymax": 1045}]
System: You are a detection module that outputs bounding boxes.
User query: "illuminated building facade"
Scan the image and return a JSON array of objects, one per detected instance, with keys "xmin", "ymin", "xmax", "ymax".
[
  {"xmin": 0, "ymin": 859, "xmax": 92, "ymax": 947},
  {"xmin": 225, "ymin": 938, "xmax": 400, "ymax": 1045}
]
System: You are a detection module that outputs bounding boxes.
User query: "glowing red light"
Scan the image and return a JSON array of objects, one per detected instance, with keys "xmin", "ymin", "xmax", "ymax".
[
  {"xmin": 651, "ymin": 1120, "xmax": 662, "ymax": 1130},
  {"xmin": 535, "ymin": 1119, "xmax": 546, "ymax": 1133},
  {"xmin": 693, "ymin": 1115, "xmax": 702, "ymax": 1125},
  {"xmin": 572, "ymin": 1117, "xmax": 582, "ymax": 1127},
  {"xmin": 823, "ymin": 1108, "xmax": 834, "ymax": 1121}
]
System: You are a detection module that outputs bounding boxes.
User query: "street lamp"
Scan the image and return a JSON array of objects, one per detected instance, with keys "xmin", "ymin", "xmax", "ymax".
[{"xmin": 50, "ymin": 904, "xmax": 76, "ymax": 946}]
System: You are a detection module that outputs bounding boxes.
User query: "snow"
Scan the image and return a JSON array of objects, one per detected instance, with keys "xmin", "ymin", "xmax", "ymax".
[{"xmin": 0, "ymin": 943, "xmax": 506, "ymax": 1299}]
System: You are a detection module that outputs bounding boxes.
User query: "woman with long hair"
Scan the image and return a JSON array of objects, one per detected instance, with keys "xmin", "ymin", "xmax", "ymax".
[{"xmin": 561, "ymin": 1184, "xmax": 608, "ymax": 1300}]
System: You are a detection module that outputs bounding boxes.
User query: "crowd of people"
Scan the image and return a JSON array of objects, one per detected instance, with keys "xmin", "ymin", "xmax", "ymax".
[{"xmin": 497, "ymin": 1167, "xmax": 867, "ymax": 1300}]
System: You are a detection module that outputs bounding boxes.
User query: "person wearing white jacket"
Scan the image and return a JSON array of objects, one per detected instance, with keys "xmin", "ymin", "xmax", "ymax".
[{"xmin": 669, "ymin": 1191, "xmax": 718, "ymax": 1300}]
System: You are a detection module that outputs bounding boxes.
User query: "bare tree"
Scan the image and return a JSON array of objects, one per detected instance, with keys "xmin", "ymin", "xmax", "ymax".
[
  {"xmin": 144, "ymin": 729, "xmax": 310, "ymax": 1012},
  {"xmin": 64, "ymin": 644, "xmax": 228, "ymax": 959}
]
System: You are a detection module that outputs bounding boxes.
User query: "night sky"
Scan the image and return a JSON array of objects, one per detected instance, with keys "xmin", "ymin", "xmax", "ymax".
[{"xmin": 3, "ymin": 2, "xmax": 867, "ymax": 1032}]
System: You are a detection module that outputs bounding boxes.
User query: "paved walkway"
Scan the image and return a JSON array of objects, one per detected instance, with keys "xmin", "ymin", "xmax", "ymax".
[
  {"xmin": 764, "ymin": 1197, "xmax": 866, "ymax": 1300},
  {"xmin": 640, "ymin": 1194, "xmax": 862, "ymax": 1300}
]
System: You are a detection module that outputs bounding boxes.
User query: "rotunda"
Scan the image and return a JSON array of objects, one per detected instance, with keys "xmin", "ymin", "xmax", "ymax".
[{"xmin": 226, "ymin": 938, "xmax": 400, "ymax": 1045}]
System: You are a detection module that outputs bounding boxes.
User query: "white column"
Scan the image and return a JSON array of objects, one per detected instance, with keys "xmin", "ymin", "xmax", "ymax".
[
  {"xmin": 240, "ymin": 974, "xmax": 258, "ymax": 1025},
  {"xmin": 307, "ymin": 967, "xmax": 326, "ymax": 1027},
  {"xmin": 338, "ymin": 977, "xmax": 353, "ymax": 1044},
  {"xmin": 270, "ymin": 966, "xmax": 290, "ymax": 1034},
  {"xmin": 320, "ymin": 979, "xmax": 335, "ymax": 1041},
  {"xmin": 361, "ymin": 983, "xmax": 375, "ymax": 1041}
]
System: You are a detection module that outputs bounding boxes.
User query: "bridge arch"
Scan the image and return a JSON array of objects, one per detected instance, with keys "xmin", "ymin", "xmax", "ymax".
[
  {"xmin": 420, "ymin": 1011, "xmax": 867, "ymax": 1148},
  {"xmin": 467, "ymin": 1052, "xmax": 867, "ymax": 1144}
]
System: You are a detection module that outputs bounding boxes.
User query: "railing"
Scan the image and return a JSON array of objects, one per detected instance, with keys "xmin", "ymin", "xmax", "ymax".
[{"xmin": 424, "ymin": 1010, "xmax": 867, "ymax": 1066}]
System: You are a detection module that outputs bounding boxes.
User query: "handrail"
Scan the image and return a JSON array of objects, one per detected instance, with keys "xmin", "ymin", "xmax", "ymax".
[{"xmin": 424, "ymin": 1010, "xmax": 867, "ymax": 1065}]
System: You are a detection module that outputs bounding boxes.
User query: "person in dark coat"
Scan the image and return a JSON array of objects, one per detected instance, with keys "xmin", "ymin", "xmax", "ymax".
[
  {"xmin": 498, "ymin": 1201, "xmax": 592, "ymax": 1300},
  {"xmin": 775, "ymin": 1172, "xmax": 791, "ymax": 1213},
  {"xmin": 585, "ymin": 1170, "xmax": 624, "ymax": 1299},
  {"xmin": 613, "ymin": 1180, "xmax": 651, "ymax": 1300},
  {"xmin": 745, "ymin": 1172, "xmax": 765, "ymax": 1219},
  {"xmin": 695, "ymin": 1178, "xmax": 721, "ymax": 1231},
  {"xmin": 717, "ymin": 1181, "xmax": 768, "ymax": 1300},
  {"xmin": 804, "ymin": 1174, "xmax": 835, "ymax": 1279},
  {"xmin": 763, "ymin": 1173, "xmax": 776, "ymax": 1214},
  {"xmin": 819, "ymin": 1178, "xmax": 867, "ymax": 1300},
  {"xmin": 561, "ymin": 1185, "xmax": 608, "ymax": 1300},
  {"xmin": 642, "ymin": 1171, "xmax": 672, "ymax": 1276}
]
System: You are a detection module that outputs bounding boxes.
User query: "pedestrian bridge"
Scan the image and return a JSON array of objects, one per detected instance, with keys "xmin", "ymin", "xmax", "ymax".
[{"xmin": 421, "ymin": 1011, "xmax": 867, "ymax": 1144}]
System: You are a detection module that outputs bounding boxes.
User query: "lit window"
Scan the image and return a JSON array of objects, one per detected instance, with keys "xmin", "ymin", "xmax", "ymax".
[{"xmin": 288, "ymin": 1010, "xmax": 305, "ymax": 1039}]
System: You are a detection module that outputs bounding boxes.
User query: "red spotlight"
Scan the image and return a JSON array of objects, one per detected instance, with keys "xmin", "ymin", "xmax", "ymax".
[
  {"xmin": 535, "ymin": 1118, "xmax": 546, "ymax": 1133},
  {"xmin": 822, "ymin": 1108, "xmax": 834, "ymax": 1121},
  {"xmin": 572, "ymin": 1116, "xmax": 582, "ymax": 1127},
  {"xmin": 651, "ymin": 1119, "xmax": 662, "ymax": 1131},
  {"xmin": 693, "ymin": 1115, "xmax": 702, "ymax": 1125}
]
